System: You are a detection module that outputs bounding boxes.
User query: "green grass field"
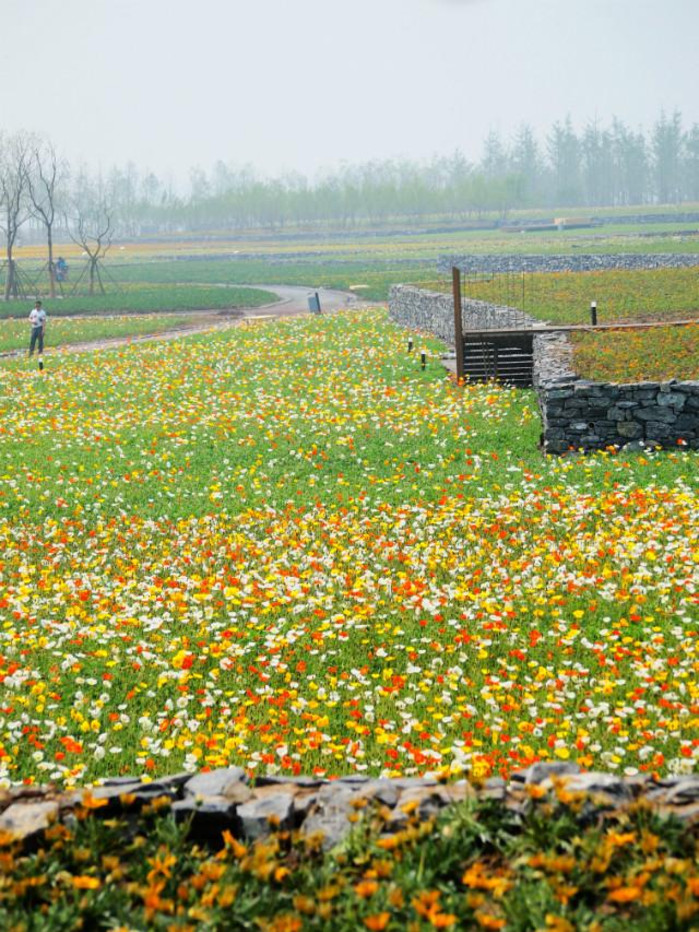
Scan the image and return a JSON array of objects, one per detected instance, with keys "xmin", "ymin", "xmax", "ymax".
[
  {"xmin": 8, "ymin": 215, "xmax": 699, "ymax": 308},
  {"xmin": 0, "ymin": 314, "xmax": 207, "ymax": 354},
  {"xmin": 457, "ymin": 268, "xmax": 699, "ymax": 326},
  {"xmin": 0, "ymin": 284, "xmax": 278, "ymax": 320}
]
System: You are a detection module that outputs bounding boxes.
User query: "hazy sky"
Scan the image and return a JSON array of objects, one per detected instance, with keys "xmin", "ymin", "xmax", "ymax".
[{"xmin": 4, "ymin": 0, "xmax": 698, "ymax": 182}]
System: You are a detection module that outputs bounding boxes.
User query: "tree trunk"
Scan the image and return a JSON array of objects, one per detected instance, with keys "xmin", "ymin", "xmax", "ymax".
[
  {"xmin": 47, "ymin": 227, "xmax": 56, "ymax": 298},
  {"xmin": 4, "ymin": 252, "xmax": 16, "ymax": 301},
  {"xmin": 3, "ymin": 256, "xmax": 10, "ymax": 302}
]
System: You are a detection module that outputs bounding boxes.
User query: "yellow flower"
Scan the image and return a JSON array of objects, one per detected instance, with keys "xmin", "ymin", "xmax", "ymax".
[{"xmin": 71, "ymin": 875, "xmax": 101, "ymax": 890}]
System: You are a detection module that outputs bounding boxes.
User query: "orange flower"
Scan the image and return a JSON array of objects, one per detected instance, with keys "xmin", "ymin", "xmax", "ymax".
[
  {"xmin": 364, "ymin": 914, "xmax": 391, "ymax": 931},
  {"xmin": 474, "ymin": 913, "xmax": 506, "ymax": 930},
  {"xmin": 71, "ymin": 875, "xmax": 101, "ymax": 890},
  {"xmin": 429, "ymin": 913, "xmax": 457, "ymax": 929},
  {"xmin": 79, "ymin": 792, "xmax": 108, "ymax": 810},
  {"xmin": 266, "ymin": 918, "xmax": 302, "ymax": 932},
  {"xmin": 355, "ymin": 880, "xmax": 380, "ymax": 898},
  {"xmin": 607, "ymin": 886, "xmax": 642, "ymax": 903},
  {"xmin": 545, "ymin": 916, "xmax": 575, "ymax": 932}
]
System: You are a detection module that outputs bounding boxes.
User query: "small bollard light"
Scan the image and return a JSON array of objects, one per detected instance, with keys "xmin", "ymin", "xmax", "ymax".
[
  {"xmin": 408, "ymin": 337, "xmax": 413, "ymax": 353},
  {"xmin": 590, "ymin": 301, "xmax": 598, "ymax": 326},
  {"xmin": 421, "ymin": 350, "xmax": 426, "ymax": 370}
]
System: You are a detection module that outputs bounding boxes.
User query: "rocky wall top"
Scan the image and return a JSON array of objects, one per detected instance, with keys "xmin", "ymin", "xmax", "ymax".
[
  {"xmin": 388, "ymin": 285, "xmax": 540, "ymax": 346},
  {"xmin": 2, "ymin": 763, "xmax": 699, "ymax": 850},
  {"xmin": 438, "ymin": 253, "xmax": 699, "ymax": 275}
]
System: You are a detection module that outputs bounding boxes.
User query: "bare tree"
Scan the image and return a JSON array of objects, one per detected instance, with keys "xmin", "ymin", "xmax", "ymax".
[
  {"xmin": 27, "ymin": 140, "xmax": 67, "ymax": 298},
  {"xmin": 0, "ymin": 132, "xmax": 32, "ymax": 301},
  {"xmin": 66, "ymin": 171, "xmax": 114, "ymax": 295}
]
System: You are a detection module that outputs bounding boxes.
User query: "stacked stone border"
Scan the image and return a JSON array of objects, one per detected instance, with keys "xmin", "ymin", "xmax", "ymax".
[
  {"xmin": 1, "ymin": 764, "xmax": 698, "ymax": 849},
  {"xmin": 388, "ymin": 284, "xmax": 540, "ymax": 342},
  {"xmin": 438, "ymin": 252, "xmax": 699, "ymax": 275}
]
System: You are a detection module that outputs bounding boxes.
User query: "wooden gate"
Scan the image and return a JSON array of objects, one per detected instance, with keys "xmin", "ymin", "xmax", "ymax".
[{"xmin": 462, "ymin": 332, "xmax": 534, "ymax": 387}]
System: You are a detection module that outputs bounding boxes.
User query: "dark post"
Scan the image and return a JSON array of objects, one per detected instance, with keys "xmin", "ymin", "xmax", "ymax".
[
  {"xmin": 421, "ymin": 350, "xmax": 426, "ymax": 370},
  {"xmin": 590, "ymin": 301, "xmax": 597, "ymax": 326},
  {"xmin": 452, "ymin": 266, "xmax": 465, "ymax": 383}
]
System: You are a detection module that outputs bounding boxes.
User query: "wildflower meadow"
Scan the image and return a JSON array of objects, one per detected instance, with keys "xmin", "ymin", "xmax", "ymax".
[{"xmin": 0, "ymin": 309, "xmax": 696, "ymax": 790}]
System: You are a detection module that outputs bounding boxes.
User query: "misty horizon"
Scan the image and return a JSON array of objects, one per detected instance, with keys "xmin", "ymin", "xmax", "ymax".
[{"xmin": 3, "ymin": 0, "xmax": 698, "ymax": 186}]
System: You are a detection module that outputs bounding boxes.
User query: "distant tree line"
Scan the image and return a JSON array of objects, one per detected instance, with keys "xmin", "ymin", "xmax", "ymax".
[{"xmin": 2, "ymin": 112, "xmax": 699, "ymax": 268}]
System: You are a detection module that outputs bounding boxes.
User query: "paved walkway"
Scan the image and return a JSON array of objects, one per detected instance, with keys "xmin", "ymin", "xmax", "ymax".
[{"xmin": 2, "ymin": 285, "xmax": 373, "ymax": 359}]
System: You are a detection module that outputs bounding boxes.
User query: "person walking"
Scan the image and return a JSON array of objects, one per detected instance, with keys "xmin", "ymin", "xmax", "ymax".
[{"xmin": 28, "ymin": 299, "xmax": 47, "ymax": 367}]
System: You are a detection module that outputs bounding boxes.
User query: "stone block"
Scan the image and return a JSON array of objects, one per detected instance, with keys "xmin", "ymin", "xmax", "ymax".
[
  {"xmin": 645, "ymin": 422, "xmax": 673, "ymax": 440},
  {"xmin": 171, "ymin": 798, "xmax": 240, "ymax": 842},
  {"xmin": 657, "ymin": 392, "xmax": 686, "ymax": 410},
  {"xmin": 616, "ymin": 421, "xmax": 643, "ymax": 439},
  {"xmin": 676, "ymin": 414, "xmax": 699, "ymax": 432},
  {"xmin": 237, "ymin": 794, "xmax": 295, "ymax": 839},
  {"xmin": 511, "ymin": 762, "xmax": 581, "ymax": 785},
  {"xmin": 396, "ymin": 786, "xmax": 452, "ymax": 820},
  {"xmin": 0, "ymin": 802, "xmax": 59, "ymax": 843},
  {"xmin": 608, "ymin": 406, "xmax": 633, "ymax": 420},
  {"xmin": 564, "ymin": 773, "xmax": 633, "ymax": 801},
  {"xmin": 255, "ymin": 775, "xmax": 326, "ymax": 789},
  {"xmin": 184, "ymin": 767, "xmax": 249, "ymax": 800},
  {"xmin": 636, "ymin": 407, "xmax": 676, "ymax": 423}
]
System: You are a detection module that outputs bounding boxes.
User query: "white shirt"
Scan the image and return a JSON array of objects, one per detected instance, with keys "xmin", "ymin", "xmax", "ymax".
[{"xmin": 29, "ymin": 308, "xmax": 46, "ymax": 329}]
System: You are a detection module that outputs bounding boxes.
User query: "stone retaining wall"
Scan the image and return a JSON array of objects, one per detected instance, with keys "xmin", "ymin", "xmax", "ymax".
[
  {"xmin": 388, "ymin": 284, "xmax": 538, "ymax": 342},
  {"xmin": 534, "ymin": 332, "xmax": 699, "ymax": 453},
  {"xmin": 1, "ymin": 764, "xmax": 698, "ymax": 849},
  {"xmin": 389, "ymin": 282, "xmax": 698, "ymax": 454}
]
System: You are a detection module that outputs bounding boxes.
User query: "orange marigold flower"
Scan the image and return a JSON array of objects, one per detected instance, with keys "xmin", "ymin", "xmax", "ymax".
[
  {"xmin": 608, "ymin": 886, "xmax": 642, "ymax": 903},
  {"xmin": 474, "ymin": 913, "xmax": 506, "ymax": 930},
  {"xmin": 266, "ymin": 917, "xmax": 302, "ymax": 932},
  {"xmin": 79, "ymin": 792, "xmax": 108, "ymax": 810},
  {"xmin": 545, "ymin": 916, "xmax": 575, "ymax": 932},
  {"xmin": 429, "ymin": 913, "xmax": 457, "ymax": 929},
  {"xmin": 71, "ymin": 875, "xmax": 101, "ymax": 890},
  {"xmin": 364, "ymin": 914, "xmax": 391, "ymax": 931},
  {"xmin": 355, "ymin": 879, "xmax": 380, "ymax": 898}
]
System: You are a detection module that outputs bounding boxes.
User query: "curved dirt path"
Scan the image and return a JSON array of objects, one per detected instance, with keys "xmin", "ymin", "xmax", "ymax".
[{"xmin": 2, "ymin": 285, "xmax": 372, "ymax": 359}]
